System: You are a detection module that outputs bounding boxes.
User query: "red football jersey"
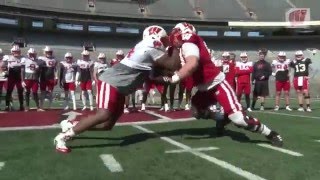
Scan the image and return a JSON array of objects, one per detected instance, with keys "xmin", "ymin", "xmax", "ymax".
[
  {"xmin": 235, "ymin": 61, "xmax": 253, "ymax": 84},
  {"xmin": 110, "ymin": 58, "xmax": 121, "ymax": 67},
  {"xmin": 222, "ymin": 60, "xmax": 236, "ymax": 85},
  {"xmin": 180, "ymin": 34, "xmax": 221, "ymax": 86}
]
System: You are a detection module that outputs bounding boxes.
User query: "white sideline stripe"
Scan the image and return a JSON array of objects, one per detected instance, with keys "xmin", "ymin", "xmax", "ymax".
[
  {"xmin": 314, "ymin": 140, "xmax": 320, "ymax": 143},
  {"xmin": 133, "ymin": 125, "xmax": 266, "ymax": 180},
  {"xmin": 0, "ymin": 162, "xmax": 5, "ymax": 170},
  {"xmin": 0, "ymin": 117, "xmax": 196, "ymax": 132},
  {"xmin": 165, "ymin": 147, "xmax": 219, "ymax": 154},
  {"xmin": 254, "ymin": 111, "xmax": 320, "ymax": 119},
  {"xmin": 99, "ymin": 154, "xmax": 123, "ymax": 172},
  {"xmin": 257, "ymin": 144, "xmax": 303, "ymax": 157},
  {"xmin": 144, "ymin": 110, "xmax": 172, "ymax": 119}
]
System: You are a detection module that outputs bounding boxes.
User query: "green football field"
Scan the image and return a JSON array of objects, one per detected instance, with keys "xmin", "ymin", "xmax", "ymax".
[{"xmin": 1, "ymin": 99, "xmax": 320, "ymax": 180}]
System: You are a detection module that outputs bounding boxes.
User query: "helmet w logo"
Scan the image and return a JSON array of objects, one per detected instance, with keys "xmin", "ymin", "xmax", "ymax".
[
  {"xmin": 148, "ymin": 26, "xmax": 161, "ymax": 35},
  {"xmin": 286, "ymin": 8, "xmax": 310, "ymax": 27}
]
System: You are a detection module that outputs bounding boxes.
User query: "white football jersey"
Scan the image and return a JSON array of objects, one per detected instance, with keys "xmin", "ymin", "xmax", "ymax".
[
  {"xmin": 235, "ymin": 61, "xmax": 253, "ymax": 70},
  {"xmin": 21, "ymin": 57, "xmax": 39, "ymax": 74},
  {"xmin": 94, "ymin": 62, "xmax": 108, "ymax": 74},
  {"xmin": 120, "ymin": 37, "xmax": 166, "ymax": 71},
  {"xmin": 61, "ymin": 61, "xmax": 77, "ymax": 83},
  {"xmin": 272, "ymin": 59, "xmax": 290, "ymax": 72},
  {"xmin": 3, "ymin": 55, "xmax": 23, "ymax": 68},
  {"xmin": 38, "ymin": 56, "xmax": 56, "ymax": 68}
]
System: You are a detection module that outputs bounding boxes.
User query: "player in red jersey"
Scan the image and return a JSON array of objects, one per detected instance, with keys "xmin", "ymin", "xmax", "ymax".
[
  {"xmin": 235, "ymin": 52, "xmax": 253, "ymax": 111},
  {"xmin": 3, "ymin": 45, "xmax": 25, "ymax": 111},
  {"xmin": 167, "ymin": 22, "xmax": 283, "ymax": 147},
  {"xmin": 110, "ymin": 50, "xmax": 124, "ymax": 67},
  {"xmin": 290, "ymin": 50, "xmax": 312, "ymax": 112},
  {"xmin": 220, "ymin": 52, "xmax": 236, "ymax": 90},
  {"xmin": 272, "ymin": 52, "xmax": 292, "ymax": 111}
]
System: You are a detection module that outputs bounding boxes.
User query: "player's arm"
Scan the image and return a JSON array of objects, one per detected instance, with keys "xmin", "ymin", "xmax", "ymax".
[
  {"xmin": 20, "ymin": 59, "xmax": 25, "ymax": 81},
  {"xmin": 153, "ymin": 46, "xmax": 181, "ymax": 71},
  {"xmin": 93, "ymin": 63, "xmax": 98, "ymax": 82},
  {"xmin": 170, "ymin": 42, "xmax": 199, "ymax": 83},
  {"xmin": 58, "ymin": 63, "xmax": 64, "ymax": 87},
  {"xmin": 271, "ymin": 61, "xmax": 277, "ymax": 76}
]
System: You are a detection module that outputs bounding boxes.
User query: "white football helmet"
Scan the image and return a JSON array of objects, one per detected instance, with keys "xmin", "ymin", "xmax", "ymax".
[
  {"xmin": 240, "ymin": 52, "xmax": 248, "ymax": 62},
  {"xmin": 81, "ymin": 50, "xmax": 90, "ymax": 56},
  {"xmin": 64, "ymin": 52, "xmax": 72, "ymax": 58},
  {"xmin": 116, "ymin": 50, "xmax": 124, "ymax": 56},
  {"xmin": 98, "ymin": 52, "xmax": 106, "ymax": 59},
  {"xmin": 278, "ymin": 51, "xmax": 286, "ymax": 62},
  {"xmin": 174, "ymin": 22, "xmax": 196, "ymax": 34},
  {"xmin": 295, "ymin": 50, "xmax": 304, "ymax": 60},
  {"xmin": 11, "ymin": 45, "xmax": 20, "ymax": 52},
  {"xmin": 28, "ymin": 48, "xmax": 36, "ymax": 54},
  {"xmin": 143, "ymin": 25, "xmax": 167, "ymax": 41}
]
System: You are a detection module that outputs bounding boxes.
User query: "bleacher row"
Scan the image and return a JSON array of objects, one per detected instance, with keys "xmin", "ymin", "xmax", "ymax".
[{"xmin": 1, "ymin": 0, "xmax": 320, "ymax": 21}]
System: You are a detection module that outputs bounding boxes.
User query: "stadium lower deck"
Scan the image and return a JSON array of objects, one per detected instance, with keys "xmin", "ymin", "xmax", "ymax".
[{"xmin": 1, "ymin": 101, "xmax": 320, "ymax": 180}]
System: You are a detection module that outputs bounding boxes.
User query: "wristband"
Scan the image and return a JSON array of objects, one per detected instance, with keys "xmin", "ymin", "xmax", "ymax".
[{"xmin": 171, "ymin": 73, "xmax": 180, "ymax": 83}]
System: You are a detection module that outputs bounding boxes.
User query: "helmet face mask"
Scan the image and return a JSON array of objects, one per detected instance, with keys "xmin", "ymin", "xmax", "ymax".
[
  {"xmin": 278, "ymin": 56, "xmax": 286, "ymax": 62},
  {"xmin": 169, "ymin": 28, "xmax": 183, "ymax": 48},
  {"xmin": 66, "ymin": 57, "xmax": 73, "ymax": 63},
  {"xmin": 45, "ymin": 51, "xmax": 53, "ymax": 58}
]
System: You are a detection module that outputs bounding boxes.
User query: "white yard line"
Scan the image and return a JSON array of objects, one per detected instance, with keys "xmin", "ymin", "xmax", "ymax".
[
  {"xmin": 253, "ymin": 111, "xmax": 320, "ymax": 119},
  {"xmin": 133, "ymin": 125, "xmax": 266, "ymax": 180},
  {"xmin": 0, "ymin": 162, "xmax": 5, "ymax": 170},
  {"xmin": 257, "ymin": 144, "xmax": 303, "ymax": 157},
  {"xmin": 165, "ymin": 147, "xmax": 219, "ymax": 154},
  {"xmin": 314, "ymin": 140, "xmax": 320, "ymax": 143},
  {"xmin": 99, "ymin": 154, "xmax": 123, "ymax": 173},
  {"xmin": 0, "ymin": 117, "xmax": 196, "ymax": 132},
  {"xmin": 144, "ymin": 110, "xmax": 172, "ymax": 119}
]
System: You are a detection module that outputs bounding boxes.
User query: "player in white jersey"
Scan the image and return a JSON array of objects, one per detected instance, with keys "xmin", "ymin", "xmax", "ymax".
[
  {"xmin": 93, "ymin": 52, "xmax": 108, "ymax": 81},
  {"xmin": 59, "ymin": 52, "xmax": 77, "ymax": 110},
  {"xmin": 54, "ymin": 25, "xmax": 181, "ymax": 153},
  {"xmin": 38, "ymin": 46, "xmax": 58, "ymax": 110},
  {"xmin": 21, "ymin": 48, "xmax": 41, "ymax": 111},
  {"xmin": 76, "ymin": 50, "xmax": 94, "ymax": 111},
  {"xmin": 3, "ymin": 45, "xmax": 24, "ymax": 111},
  {"xmin": 272, "ymin": 52, "xmax": 292, "ymax": 111}
]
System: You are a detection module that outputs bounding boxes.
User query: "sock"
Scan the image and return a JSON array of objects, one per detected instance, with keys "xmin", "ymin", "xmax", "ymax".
[
  {"xmin": 65, "ymin": 128, "xmax": 76, "ymax": 137},
  {"xmin": 299, "ymin": 104, "xmax": 303, "ymax": 107},
  {"xmin": 81, "ymin": 91, "xmax": 86, "ymax": 107},
  {"xmin": 25, "ymin": 91, "xmax": 30, "ymax": 107},
  {"xmin": 70, "ymin": 91, "xmax": 76, "ymax": 110},
  {"xmin": 245, "ymin": 95, "xmax": 250, "ymax": 108},
  {"xmin": 260, "ymin": 102, "xmax": 264, "ymax": 107},
  {"xmin": 258, "ymin": 124, "xmax": 271, "ymax": 136},
  {"xmin": 87, "ymin": 90, "xmax": 93, "ymax": 107},
  {"xmin": 251, "ymin": 98, "xmax": 257, "ymax": 109},
  {"xmin": 33, "ymin": 92, "xmax": 39, "ymax": 108},
  {"xmin": 40, "ymin": 91, "xmax": 46, "ymax": 108},
  {"xmin": 306, "ymin": 104, "xmax": 310, "ymax": 108},
  {"xmin": 48, "ymin": 92, "xmax": 53, "ymax": 108}
]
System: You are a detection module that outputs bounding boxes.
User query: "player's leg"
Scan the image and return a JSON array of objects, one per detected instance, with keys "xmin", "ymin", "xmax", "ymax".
[
  {"xmin": 274, "ymin": 81, "xmax": 281, "ymax": 111},
  {"xmin": 244, "ymin": 83, "xmax": 251, "ymax": 111},
  {"xmin": 284, "ymin": 81, "xmax": 292, "ymax": 111},
  {"xmin": 47, "ymin": 80, "xmax": 55, "ymax": 110},
  {"xmin": 169, "ymin": 84, "xmax": 176, "ymax": 110},
  {"xmin": 55, "ymin": 82, "xmax": 125, "ymax": 153},
  {"xmin": 39, "ymin": 80, "xmax": 46, "ymax": 110},
  {"xmin": 0, "ymin": 82, "xmax": 3, "ymax": 107},
  {"xmin": 131, "ymin": 92, "xmax": 136, "ymax": 109},
  {"xmin": 24, "ymin": 80, "xmax": 31, "ymax": 111},
  {"xmin": 63, "ymin": 84, "xmax": 70, "ymax": 110},
  {"xmin": 87, "ymin": 81, "xmax": 94, "ymax": 111},
  {"xmin": 31, "ymin": 80, "xmax": 40, "ymax": 110},
  {"xmin": 251, "ymin": 83, "xmax": 258, "ymax": 110},
  {"xmin": 216, "ymin": 80, "xmax": 283, "ymax": 147},
  {"xmin": 177, "ymin": 82, "xmax": 184, "ymax": 110},
  {"xmin": 236, "ymin": 83, "xmax": 242, "ymax": 102},
  {"xmin": 160, "ymin": 84, "xmax": 169, "ymax": 111},
  {"xmin": 80, "ymin": 81, "xmax": 87, "ymax": 110},
  {"xmin": 16, "ymin": 80, "xmax": 24, "ymax": 111},
  {"xmin": 303, "ymin": 78, "xmax": 311, "ymax": 112}
]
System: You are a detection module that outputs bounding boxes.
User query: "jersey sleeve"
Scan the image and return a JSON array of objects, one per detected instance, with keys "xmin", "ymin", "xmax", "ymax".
[
  {"xmin": 307, "ymin": 58, "xmax": 312, "ymax": 65},
  {"xmin": 149, "ymin": 46, "xmax": 166, "ymax": 61},
  {"xmin": 181, "ymin": 42, "xmax": 200, "ymax": 59},
  {"xmin": 20, "ymin": 57, "xmax": 26, "ymax": 66}
]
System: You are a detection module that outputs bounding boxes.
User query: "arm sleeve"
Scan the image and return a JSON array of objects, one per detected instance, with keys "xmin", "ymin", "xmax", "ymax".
[{"xmin": 181, "ymin": 42, "xmax": 200, "ymax": 59}]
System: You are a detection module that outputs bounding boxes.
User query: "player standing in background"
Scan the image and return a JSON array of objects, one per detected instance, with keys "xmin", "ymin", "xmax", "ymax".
[
  {"xmin": 166, "ymin": 22, "xmax": 283, "ymax": 147},
  {"xmin": 21, "ymin": 48, "xmax": 41, "ymax": 111},
  {"xmin": 93, "ymin": 53, "xmax": 108, "ymax": 80},
  {"xmin": 0, "ymin": 49, "xmax": 7, "ymax": 108},
  {"xmin": 55, "ymin": 25, "xmax": 181, "ymax": 153},
  {"xmin": 59, "ymin": 52, "xmax": 77, "ymax": 110},
  {"xmin": 3, "ymin": 45, "xmax": 24, "ymax": 111},
  {"xmin": 38, "ymin": 46, "xmax": 58, "ymax": 110},
  {"xmin": 110, "ymin": 50, "xmax": 124, "ymax": 67},
  {"xmin": 290, "ymin": 50, "xmax": 312, "ymax": 112},
  {"xmin": 235, "ymin": 52, "xmax": 253, "ymax": 111},
  {"xmin": 220, "ymin": 52, "xmax": 236, "ymax": 90},
  {"xmin": 272, "ymin": 52, "xmax": 292, "ymax": 111},
  {"xmin": 76, "ymin": 50, "xmax": 94, "ymax": 111},
  {"xmin": 251, "ymin": 51, "xmax": 272, "ymax": 111}
]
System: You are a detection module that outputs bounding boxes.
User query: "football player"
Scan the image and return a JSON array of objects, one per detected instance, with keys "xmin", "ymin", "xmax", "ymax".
[
  {"xmin": 3, "ymin": 45, "xmax": 24, "ymax": 111},
  {"xmin": 272, "ymin": 52, "xmax": 292, "ymax": 111},
  {"xmin": 21, "ymin": 48, "xmax": 41, "ymax": 111},
  {"xmin": 166, "ymin": 22, "xmax": 283, "ymax": 147},
  {"xmin": 76, "ymin": 50, "xmax": 94, "ymax": 111},
  {"xmin": 110, "ymin": 50, "xmax": 124, "ymax": 67},
  {"xmin": 54, "ymin": 25, "xmax": 181, "ymax": 153},
  {"xmin": 290, "ymin": 50, "xmax": 312, "ymax": 112},
  {"xmin": 59, "ymin": 52, "xmax": 77, "ymax": 110},
  {"xmin": 235, "ymin": 52, "xmax": 253, "ymax": 111},
  {"xmin": 0, "ymin": 48, "xmax": 7, "ymax": 108},
  {"xmin": 38, "ymin": 46, "xmax": 58, "ymax": 110},
  {"xmin": 220, "ymin": 52, "xmax": 236, "ymax": 90}
]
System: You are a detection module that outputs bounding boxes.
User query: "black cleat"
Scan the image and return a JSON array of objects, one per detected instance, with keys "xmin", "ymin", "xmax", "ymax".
[{"xmin": 266, "ymin": 131, "xmax": 283, "ymax": 147}]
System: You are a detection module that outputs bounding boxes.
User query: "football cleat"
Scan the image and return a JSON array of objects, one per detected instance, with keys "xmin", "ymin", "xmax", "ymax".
[
  {"xmin": 306, "ymin": 107, "xmax": 312, "ymax": 112},
  {"xmin": 285, "ymin": 106, "xmax": 292, "ymax": 111},
  {"xmin": 274, "ymin": 106, "xmax": 279, "ymax": 111},
  {"xmin": 297, "ymin": 107, "xmax": 304, "ymax": 112},
  {"xmin": 54, "ymin": 133, "xmax": 71, "ymax": 153},
  {"xmin": 90, "ymin": 106, "xmax": 94, "ymax": 111},
  {"xmin": 141, "ymin": 103, "xmax": 146, "ymax": 111},
  {"xmin": 123, "ymin": 108, "xmax": 130, "ymax": 113},
  {"xmin": 266, "ymin": 131, "xmax": 283, "ymax": 147},
  {"xmin": 247, "ymin": 107, "xmax": 252, "ymax": 112}
]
